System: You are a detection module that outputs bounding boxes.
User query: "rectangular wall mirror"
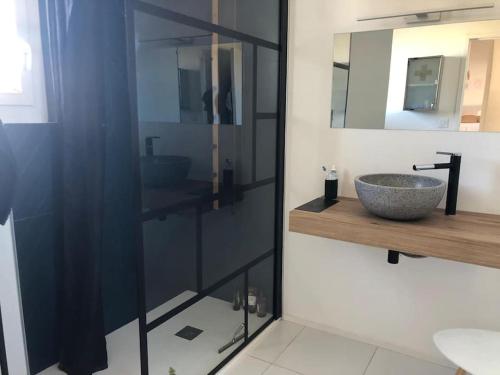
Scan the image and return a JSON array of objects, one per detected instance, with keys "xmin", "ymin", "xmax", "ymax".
[{"xmin": 331, "ymin": 19, "xmax": 500, "ymax": 132}]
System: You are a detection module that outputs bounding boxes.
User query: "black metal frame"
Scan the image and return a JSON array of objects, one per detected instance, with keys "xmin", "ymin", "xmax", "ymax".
[
  {"xmin": 333, "ymin": 62, "xmax": 349, "ymax": 70},
  {"xmin": 146, "ymin": 249, "xmax": 274, "ymax": 332},
  {"xmin": 125, "ymin": 0, "xmax": 288, "ymax": 373},
  {"xmin": 0, "ymin": 305, "xmax": 8, "ymax": 375},
  {"xmin": 124, "ymin": 3, "xmax": 149, "ymax": 373}
]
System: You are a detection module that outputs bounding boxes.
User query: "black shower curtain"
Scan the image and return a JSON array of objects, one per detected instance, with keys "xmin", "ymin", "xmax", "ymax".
[{"xmin": 39, "ymin": 0, "xmax": 108, "ymax": 373}]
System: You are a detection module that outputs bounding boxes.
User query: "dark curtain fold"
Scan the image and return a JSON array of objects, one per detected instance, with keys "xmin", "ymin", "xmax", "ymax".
[{"xmin": 39, "ymin": 0, "xmax": 108, "ymax": 373}]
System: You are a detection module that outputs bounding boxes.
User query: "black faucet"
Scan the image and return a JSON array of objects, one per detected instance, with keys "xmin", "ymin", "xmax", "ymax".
[
  {"xmin": 145, "ymin": 136, "xmax": 160, "ymax": 156},
  {"xmin": 413, "ymin": 151, "xmax": 462, "ymax": 215}
]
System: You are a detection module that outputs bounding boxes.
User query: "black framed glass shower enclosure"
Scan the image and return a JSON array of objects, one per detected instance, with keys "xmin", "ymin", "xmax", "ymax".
[{"xmin": 125, "ymin": 0, "xmax": 287, "ymax": 373}]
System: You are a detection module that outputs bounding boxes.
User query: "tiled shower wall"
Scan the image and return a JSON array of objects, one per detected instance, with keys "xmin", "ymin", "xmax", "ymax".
[
  {"xmin": 5, "ymin": 124, "xmax": 61, "ymax": 374},
  {"xmin": 5, "ymin": 123, "xmax": 138, "ymax": 374}
]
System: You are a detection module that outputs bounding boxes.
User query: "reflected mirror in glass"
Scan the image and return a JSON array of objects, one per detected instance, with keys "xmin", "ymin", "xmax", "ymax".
[{"xmin": 135, "ymin": 25, "xmax": 243, "ymax": 125}]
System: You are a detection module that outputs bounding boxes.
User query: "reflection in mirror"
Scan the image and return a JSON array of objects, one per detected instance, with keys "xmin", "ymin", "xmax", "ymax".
[
  {"xmin": 136, "ymin": 37, "xmax": 242, "ymax": 126},
  {"xmin": 330, "ymin": 20, "xmax": 500, "ymax": 132},
  {"xmin": 331, "ymin": 33, "xmax": 350, "ymax": 128},
  {"xmin": 404, "ymin": 56, "xmax": 443, "ymax": 112}
]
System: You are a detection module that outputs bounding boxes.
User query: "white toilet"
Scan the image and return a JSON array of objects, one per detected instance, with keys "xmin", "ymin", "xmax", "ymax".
[{"xmin": 434, "ymin": 329, "xmax": 500, "ymax": 375}]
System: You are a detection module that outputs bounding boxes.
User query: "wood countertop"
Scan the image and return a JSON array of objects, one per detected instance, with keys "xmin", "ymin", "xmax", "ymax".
[{"xmin": 289, "ymin": 197, "xmax": 500, "ymax": 269}]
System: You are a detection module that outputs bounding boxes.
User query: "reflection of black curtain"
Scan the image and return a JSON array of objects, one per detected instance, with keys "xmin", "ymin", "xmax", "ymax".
[{"xmin": 39, "ymin": 0, "xmax": 108, "ymax": 373}]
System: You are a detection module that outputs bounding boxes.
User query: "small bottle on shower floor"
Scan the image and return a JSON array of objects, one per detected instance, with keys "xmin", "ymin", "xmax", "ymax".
[
  {"xmin": 257, "ymin": 292, "xmax": 267, "ymax": 318},
  {"xmin": 248, "ymin": 287, "xmax": 257, "ymax": 313},
  {"xmin": 232, "ymin": 289, "xmax": 242, "ymax": 311}
]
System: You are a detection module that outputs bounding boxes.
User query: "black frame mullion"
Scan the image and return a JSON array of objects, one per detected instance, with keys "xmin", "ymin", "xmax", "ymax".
[
  {"xmin": 244, "ymin": 271, "xmax": 249, "ymax": 341},
  {"xmin": 140, "ymin": 177, "xmax": 276, "ymax": 222},
  {"xmin": 207, "ymin": 315, "xmax": 274, "ymax": 375},
  {"xmin": 274, "ymin": 0, "xmax": 289, "ymax": 320},
  {"xmin": 124, "ymin": 1, "xmax": 149, "ymax": 374},
  {"xmin": 195, "ymin": 204, "xmax": 203, "ymax": 293},
  {"xmin": 252, "ymin": 44, "xmax": 258, "ymax": 183}
]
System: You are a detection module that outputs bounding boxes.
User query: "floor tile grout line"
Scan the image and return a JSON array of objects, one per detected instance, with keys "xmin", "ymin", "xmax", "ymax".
[
  {"xmin": 266, "ymin": 324, "xmax": 306, "ymax": 374},
  {"xmin": 268, "ymin": 362, "xmax": 305, "ymax": 375},
  {"xmin": 248, "ymin": 353, "xmax": 274, "ymax": 364},
  {"xmin": 234, "ymin": 322, "xmax": 457, "ymax": 375},
  {"xmin": 362, "ymin": 346, "xmax": 379, "ymax": 375},
  {"xmin": 375, "ymin": 346, "xmax": 456, "ymax": 370},
  {"xmin": 271, "ymin": 324, "xmax": 307, "ymax": 364},
  {"xmin": 248, "ymin": 323, "xmax": 306, "ymax": 365},
  {"xmin": 259, "ymin": 356, "xmax": 273, "ymax": 375}
]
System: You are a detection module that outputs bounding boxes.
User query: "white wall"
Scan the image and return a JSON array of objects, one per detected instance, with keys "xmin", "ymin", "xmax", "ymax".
[
  {"xmin": 462, "ymin": 39, "xmax": 492, "ymax": 116},
  {"xmin": 482, "ymin": 39, "xmax": 500, "ymax": 131},
  {"xmin": 284, "ymin": 0, "xmax": 500, "ymax": 366},
  {"xmin": 333, "ymin": 33, "xmax": 350, "ymax": 64}
]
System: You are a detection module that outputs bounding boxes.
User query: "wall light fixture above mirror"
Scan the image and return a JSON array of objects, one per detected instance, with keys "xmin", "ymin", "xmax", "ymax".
[{"xmin": 331, "ymin": 19, "xmax": 500, "ymax": 132}]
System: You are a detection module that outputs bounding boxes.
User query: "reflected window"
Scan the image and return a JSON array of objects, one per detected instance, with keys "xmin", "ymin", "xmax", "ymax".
[{"xmin": 0, "ymin": 0, "xmax": 31, "ymax": 95}]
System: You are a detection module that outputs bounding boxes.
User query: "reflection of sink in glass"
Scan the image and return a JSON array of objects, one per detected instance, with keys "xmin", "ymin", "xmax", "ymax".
[{"xmin": 141, "ymin": 155, "xmax": 192, "ymax": 188}]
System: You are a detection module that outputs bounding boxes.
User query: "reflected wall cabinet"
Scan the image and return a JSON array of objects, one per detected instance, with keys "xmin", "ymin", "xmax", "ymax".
[{"xmin": 403, "ymin": 56, "xmax": 443, "ymax": 111}]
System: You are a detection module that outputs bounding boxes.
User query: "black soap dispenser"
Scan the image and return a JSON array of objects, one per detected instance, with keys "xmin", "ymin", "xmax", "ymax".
[{"xmin": 324, "ymin": 165, "xmax": 338, "ymax": 202}]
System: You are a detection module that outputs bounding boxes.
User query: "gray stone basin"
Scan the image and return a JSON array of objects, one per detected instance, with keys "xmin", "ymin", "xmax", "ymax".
[{"xmin": 354, "ymin": 174, "xmax": 446, "ymax": 220}]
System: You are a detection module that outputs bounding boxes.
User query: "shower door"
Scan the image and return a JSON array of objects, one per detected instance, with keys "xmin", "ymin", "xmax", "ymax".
[{"xmin": 125, "ymin": 0, "xmax": 286, "ymax": 373}]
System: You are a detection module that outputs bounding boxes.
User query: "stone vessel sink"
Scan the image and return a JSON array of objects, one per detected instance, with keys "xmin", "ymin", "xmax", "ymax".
[{"xmin": 354, "ymin": 174, "xmax": 446, "ymax": 220}]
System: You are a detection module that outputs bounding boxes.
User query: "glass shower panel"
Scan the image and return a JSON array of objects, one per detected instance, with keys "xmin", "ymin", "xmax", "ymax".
[
  {"xmin": 147, "ymin": 276, "xmax": 245, "ymax": 375},
  {"xmin": 142, "ymin": 211, "xmax": 198, "ymax": 319},
  {"xmin": 248, "ymin": 255, "xmax": 275, "ymax": 336},
  {"xmin": 131, "ymin": 0, "xmax": 282, "ymax": 372},
  {"xmin": 141, "ymin": 0, "xmax": 280, "ymax": 43},
  {"xmin": 256, "ymin": 119, "xmax": 277, "ymax": 181},
  {"xmin": 202, "ymin": 183, "xmax": 275, "ymax": 287},
  {"xmin": 256, "ymin": 47, "xmax": 279, "ymax": 113}
]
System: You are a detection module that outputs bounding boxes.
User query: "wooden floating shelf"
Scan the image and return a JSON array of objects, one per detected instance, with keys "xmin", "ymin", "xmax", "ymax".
[{"xmin": 289, "ymin": 197, "xmax": 500, "ymax": 269}]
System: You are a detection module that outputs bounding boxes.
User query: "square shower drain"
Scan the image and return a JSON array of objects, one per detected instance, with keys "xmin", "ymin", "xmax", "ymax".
[{"xmin": 175, "ymin": 326, "xmax": 204, "ymax": 341}]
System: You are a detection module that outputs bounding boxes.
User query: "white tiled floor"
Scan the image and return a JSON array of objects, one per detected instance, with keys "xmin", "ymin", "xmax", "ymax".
[
  {"xmin": 221, "ymin": 321, "xmax": 456, "ymax": 375},
  {"xmin": 38, "ymin": 312, "xmax": 456, "ymax": 375},
  {"xmin": 38, "ymin": 291, "xmax": 270, "ymax": 375}
]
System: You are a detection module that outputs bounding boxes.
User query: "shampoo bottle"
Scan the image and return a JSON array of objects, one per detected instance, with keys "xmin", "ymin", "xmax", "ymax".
[{"xmin": 325, "ymin": 165, "xmax": 338, "ymax": 201}]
